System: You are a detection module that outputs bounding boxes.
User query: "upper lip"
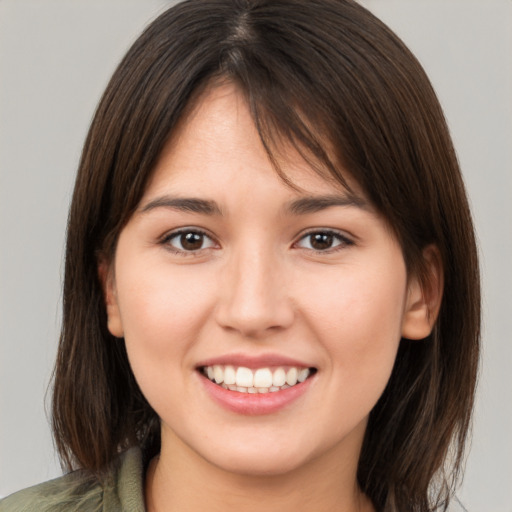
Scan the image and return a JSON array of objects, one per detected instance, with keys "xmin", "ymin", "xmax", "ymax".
[{"xmin": 196, "ymin": 353, "xmax": 315, "ymax": 369}]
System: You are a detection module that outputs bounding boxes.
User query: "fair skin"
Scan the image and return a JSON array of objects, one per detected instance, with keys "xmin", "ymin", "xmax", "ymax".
[{"xmin": 102, "ymin": 83, "xmax": 439, "ymax": 512}]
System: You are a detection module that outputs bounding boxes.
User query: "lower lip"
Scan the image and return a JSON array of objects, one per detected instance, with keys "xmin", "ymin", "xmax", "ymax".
[{"xmin": 199, "ymin": 372, "xmax": 314, "ymax": 415}]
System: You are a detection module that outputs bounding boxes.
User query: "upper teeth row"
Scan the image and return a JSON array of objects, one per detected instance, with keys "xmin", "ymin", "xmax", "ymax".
[{"xmin": 204, "ymin": 365, "xmax": 311, "ymax": 389}]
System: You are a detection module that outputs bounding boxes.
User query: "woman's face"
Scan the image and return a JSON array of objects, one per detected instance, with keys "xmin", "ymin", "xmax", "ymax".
[{"xmin": 104, "ymin": 83, "xmax": 426, "ymax": 477}]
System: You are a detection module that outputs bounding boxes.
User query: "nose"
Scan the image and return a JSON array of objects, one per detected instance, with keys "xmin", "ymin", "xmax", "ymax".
[{"xmin": 215, "ymin": 244, "xmax": 295, "ymax": 338}]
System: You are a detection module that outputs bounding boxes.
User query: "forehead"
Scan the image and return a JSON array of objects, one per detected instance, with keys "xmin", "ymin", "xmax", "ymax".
[{"xmin": 143, "ymin": 82, "xmax": 368, "ymax": 206}]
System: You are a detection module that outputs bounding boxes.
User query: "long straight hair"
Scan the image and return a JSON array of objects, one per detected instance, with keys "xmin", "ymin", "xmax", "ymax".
[{"xmin": 52, "ymin": 1, "xmax": 480, "ymax": 510}]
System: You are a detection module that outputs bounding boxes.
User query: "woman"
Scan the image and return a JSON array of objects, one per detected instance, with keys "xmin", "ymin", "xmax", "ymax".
[{"xmin": 0, "ymin": 0, "xmax": 480, "ymax": 511}]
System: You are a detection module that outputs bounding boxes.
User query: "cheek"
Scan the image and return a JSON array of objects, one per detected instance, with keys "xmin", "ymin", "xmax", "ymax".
[
  {"xmin": 114, "ymin": 261, "xmax": 220, "ymax": 420},
  {"xmin": 297, "ymin": 262, "xmax": 406, "ymax": 381},
  {"xmin": 115, "ymin": 261, "xmax": 216, "ymax": 368}
]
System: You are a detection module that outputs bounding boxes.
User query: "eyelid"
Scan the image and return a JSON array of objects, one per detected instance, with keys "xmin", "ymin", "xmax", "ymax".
[
  {"xmin": 157, "ymin": 226, "xmax": 354, "ymax": 256},
  {"xmin": 293, "ymin": 228, "xmax": 355, "ymax": 252},
  {"xmin": 159, "ymin": 227, "xmax": 219, "ymax": 255}
]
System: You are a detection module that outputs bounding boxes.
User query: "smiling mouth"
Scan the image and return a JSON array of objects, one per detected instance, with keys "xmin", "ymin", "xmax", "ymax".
[{"xmin": 200, "ymin": 365, "xmax": 317, "ymax": 394}]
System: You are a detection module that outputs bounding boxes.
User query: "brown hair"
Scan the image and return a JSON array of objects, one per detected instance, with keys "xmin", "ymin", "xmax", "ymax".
[{"xmin": 52, "ymin": 1, "xmax": 480, "ymax": 510}]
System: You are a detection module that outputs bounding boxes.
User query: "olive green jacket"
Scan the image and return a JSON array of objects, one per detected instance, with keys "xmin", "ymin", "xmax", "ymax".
[{"xmin": 0, "ymin": 448, "xmax": 145, "ymax": 512}]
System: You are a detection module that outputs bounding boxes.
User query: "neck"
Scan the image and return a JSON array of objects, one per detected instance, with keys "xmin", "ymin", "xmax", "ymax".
[{"xmin": 145, "ymin": 431, "xmax": 374, "ymax": 512}]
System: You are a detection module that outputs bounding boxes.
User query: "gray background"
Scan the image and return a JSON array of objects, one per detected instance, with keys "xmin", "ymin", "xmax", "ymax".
[{"xmin": 1, "ymin": 1, "xmax": 511, "ymax": 510}]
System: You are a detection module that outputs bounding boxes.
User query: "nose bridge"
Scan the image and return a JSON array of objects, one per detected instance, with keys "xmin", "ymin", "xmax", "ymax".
[{"xmin": 216, "ymin": 238, "xmax": 293, "ymax": 336}]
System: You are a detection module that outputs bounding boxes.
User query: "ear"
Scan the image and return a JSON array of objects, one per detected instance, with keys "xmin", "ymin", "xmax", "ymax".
[
  {"xmin": 401, "ymin": 245, "xmax": 444, "ymax": 340},
  {"xmin": 98, "ymin": 259, "xmax": 124, "ymax": 338}
]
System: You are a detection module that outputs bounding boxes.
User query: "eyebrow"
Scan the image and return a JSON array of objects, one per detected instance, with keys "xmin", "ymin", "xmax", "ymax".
[
  {"xmin": 139, "ymin": 196, "xmax": 223, "ymax": 216},
  {"xmin": 138, "ymin": 193, "xmax": 368, "ymax": 217},
  {"xmin": 285, "ymin": 194, "xmax": 369, "ymax": 215}
]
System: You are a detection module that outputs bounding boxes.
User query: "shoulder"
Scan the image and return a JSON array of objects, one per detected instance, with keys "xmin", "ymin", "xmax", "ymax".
[
  {"xmin": 0, "ymin": 471, "xmax": 102, "ymax": 512},
  {"xmin": 0, "ymin": 447, "xmax": 145, "ymax": 512}
]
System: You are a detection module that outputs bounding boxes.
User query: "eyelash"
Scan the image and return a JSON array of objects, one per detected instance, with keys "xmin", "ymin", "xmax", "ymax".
[
  {"xmin": 160, "ymin": 228, "xmax": 217, "ymax": 256},
  {"xmin": 294, "ymin": 229, "xmax": 354, "ymax": 253},
  {"xmin": 159, "ymin": 228, "xmax": 354, "ymax": 256}
]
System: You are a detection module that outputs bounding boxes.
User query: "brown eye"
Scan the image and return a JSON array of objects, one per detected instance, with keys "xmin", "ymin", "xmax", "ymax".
[
  {"xmin": 296, "ymin": 230, "xmax": 352, "ymax": 252},
  {"xmin": 310, "ymin": 233, "xmax": 334, "ymax": 250},
  {"xmin": 181, "ymin": 232, "xmax": 204, "ymax": 250},
  {"xmin": 165, "ymin": 230, "xmax": 216, "ymax": 253}
]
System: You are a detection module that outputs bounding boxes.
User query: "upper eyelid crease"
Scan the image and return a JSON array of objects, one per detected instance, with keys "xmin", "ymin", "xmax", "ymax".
[
  {"xmin": 161, "ymin": 228, "xmax": 216, "ymax": 243},
  {"xmin": 296, "ymin": 230, "xmax": 354, "ymax": 247},
  {"xmin": 300, "ymin": 229, "xmax": 352, "ymax": 240},
  {"xmin": 160, "ymin": 229, "xmax": 217, "ymax": 254}
]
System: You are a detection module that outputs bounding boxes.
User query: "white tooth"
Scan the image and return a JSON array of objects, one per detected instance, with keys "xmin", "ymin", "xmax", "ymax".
[
  {"xmin": 286, "ymin": 367, "xmax": 298, "ymax": 386},
  {"xmin": 269, "ymin": 386, "xmax": 280, "ymax": 392},
  {"xmin": 281, "ymin": 384, "xmax": 290, "ymax": 390},
  {"xmin": 224, "ymin": 365, "xmax": 236, "ymax": 385},
  {"xmin": 221, "ymin": 383, "xmax": 228, "ymax": 389},
  {"xmin": 297, "ymin": 368, "xmax": 310, "ymax": 382},
  {"xmin": 254, "ymin": 368, "xmax": 273, "ymax": 388},
  {"xmin": 236, "ymin": 367, "xmax": 254, "ymax": 387},
  {"xmin": 228, "ymin": 385, "xmax": 237, "ymax": 391},
  {"xmin": 248, "ymin": 387, "xmax": 258, "ymax": 394},
  {"xmin": 258, "ymin": 387, "xmax": 269, "ymax": 393},
  {"xmin": 213, "ymin": 365, "xmax": 224, "ymax": 384},
  {"xmin": 207, "ymin": 366, "xmax": 214, "ymax": 380},
  {"xmin": 236, "ymin": 386, "xmax": 248, "ymax": 393},
  {"xmin": 272, "ymin": 368, "xmax": 286, "ymax": 387}
]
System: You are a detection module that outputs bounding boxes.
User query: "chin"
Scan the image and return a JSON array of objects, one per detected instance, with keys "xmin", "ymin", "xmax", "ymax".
[
  {"xmin": 193, "ymin": 429, "xmax": 329, "ymax": 478},
  {"xmin": 209, "ymin": 448, "xmax": 311, "ymax": 477}
]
